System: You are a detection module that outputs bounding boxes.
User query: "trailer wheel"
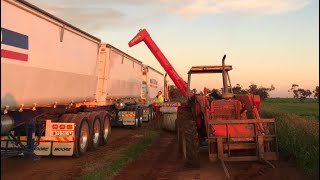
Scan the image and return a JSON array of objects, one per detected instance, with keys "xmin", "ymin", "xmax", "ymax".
[
  {"xmin": 132, "ymin": 117, "xmax": 139, "ymax": 129},
  {"xmin": 101, "ymin": 113, "xmax": 111, "ymax": 144},
  {"xmin": 138, "ymin": 108, "xmax": 143, "ymax": 127},
  {"xmin": 147, "ymin": 112, "xmax": 150, "ymax": 122},
  {"xmin": 74, "ymin": 115, "xmax": 90, "ymax": 157},
  {"xmin": 130, "ymin": 108, "xmax": 139, "ymax": 129},
  {"xmin": 88, "ymin": 112, "xmax": 101, "ymax": 151},
  {"xmin": 59, "ymin": 114, "xmax": 75, "ymax": 123},
  {"xmin": 177, "ymin": 106, "xmax": 200, "ymax": 167},
  {"xmin": 92, "ymin": 119, "xmax": 100, "ymax": 149},
  {"xmin": 149, "ymin": 107, "xmax": 154, "ymax": 121},
  {"xmin": 153, "ymin": 111, "xmax": 156, "ymax": 121}
]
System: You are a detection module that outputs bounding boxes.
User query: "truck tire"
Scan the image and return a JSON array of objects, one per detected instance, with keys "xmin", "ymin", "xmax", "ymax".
[
  {"xmin": 88, "ymin": 112, "xmax": 101, "ymax": 151},
  {"xmin": 99, "ymin": 111, "xmax": 111, "ymax": 145},
  {"xmin": 176, "ymin": 120, "xmax": 182, "ymax": 153},
  {"xmin": 177, "ymin": 106, "xmax": 200, "ymax": 167},
  {"xmin": 73, "ymin": 114, "xmax": 90, "ymax": 157},
  {"xmin": 132, "ymin": 117, "xmax": 139, "ymax": 129},
  {"xmin": 149, "ymin": 108, "xmax": 153, "ymax": 121},
  {"xmin": 59, "ymin": 114, "xmax": 75, "ymax": 123},
  {"xmin": 149, "ymin": 107, "xmax": 155, "ymax": 121},
  {"xmin": 149, "ymin": 109, "xmax": 152, "ymax": 121},
  {"xmin": 138, "ymin": 108, "xmax": 143, "ymax": 127}
]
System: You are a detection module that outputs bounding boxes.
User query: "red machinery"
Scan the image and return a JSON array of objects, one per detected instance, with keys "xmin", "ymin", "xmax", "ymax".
[{"xmin": 129, "ymin": 29, "xmax": 278, "ymax": 170}]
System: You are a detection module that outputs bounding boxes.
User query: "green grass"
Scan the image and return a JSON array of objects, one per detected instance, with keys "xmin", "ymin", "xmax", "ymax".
[
  {"xmin": 79, "ymin": 130, "xmax": 160, "ymax": 180},
  {"xmin": 262, "ymin": 98, "xmax": 319, "ymax": 119},
  {"xmin": 260, "ymin": 98, "xmax": 319, "ymax": 177}
]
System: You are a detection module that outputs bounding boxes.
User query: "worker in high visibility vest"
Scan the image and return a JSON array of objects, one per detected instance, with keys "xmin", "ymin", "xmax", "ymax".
[
  {"xmin": 156, "ymin": 90, "xmax": 164, "ymax": 103},
  {"xmin": 154, "ymin": 91, "xmax": 164, "ymax": 125}
]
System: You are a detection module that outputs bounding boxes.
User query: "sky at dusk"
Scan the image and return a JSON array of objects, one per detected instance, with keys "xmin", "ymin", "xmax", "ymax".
[{"xmin": 28, "ymin": 0, "xmax": 319, "ymax": 97}]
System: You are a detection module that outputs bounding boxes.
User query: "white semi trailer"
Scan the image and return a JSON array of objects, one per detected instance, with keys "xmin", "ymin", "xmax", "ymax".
[{"xmin": 1, "ymin": 0, "xmax": 163, "ymax": 157}]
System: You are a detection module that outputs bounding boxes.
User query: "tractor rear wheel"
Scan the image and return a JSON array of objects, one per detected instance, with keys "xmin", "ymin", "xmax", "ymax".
[{"xmin": 177, "ymin": 106, "xmax": 200, "ymax": 167}]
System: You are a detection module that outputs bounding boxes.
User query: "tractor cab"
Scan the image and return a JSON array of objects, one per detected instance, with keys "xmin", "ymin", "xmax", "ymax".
[{"xmin": 186, "ymin": 55, "xmax": 234, "ymax": 100}]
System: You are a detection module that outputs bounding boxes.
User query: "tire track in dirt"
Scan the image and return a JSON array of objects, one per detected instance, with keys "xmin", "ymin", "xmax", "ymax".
[
  {"xmin": 1, "ymin": 125, "xmax": 150, "ymax": 180},
  {"xmin": 113, "ymin": 131, "xmax": 200, "ymax": 180},
  {"xmin": 112, "ymin": 130, "xmax": 314, "ymax": 180},
  {"xmin": 2, "ymin": 122, "xmax": 314, "ymax": 180}
]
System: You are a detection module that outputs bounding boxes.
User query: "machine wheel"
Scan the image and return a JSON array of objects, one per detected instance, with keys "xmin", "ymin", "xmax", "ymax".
[
  {"xmin": 73, "ymin": 114, "xmax": 90, "ymax": 157},
  {"xmin": 88, "ymin": 112, "xmax": 101, "ymax": 151},
  {"xmin": 138, "ymin": 108, "xmax": 143, "ymax": 127},
  {"xmin": 150, "ymin": 107, "xmax": 155, "ymax": 121},
  {"xmin": 132, "ymin": 117, "xmax": 139, "ymax": 129},
  {"xmin": 176, "ymin": 120, "xmax": 182, "ymax": 153},
  {"xmin": 131, "ymin": 108, "xmax": 139, "ymax": 129},
  {"xmin": 146, "ymin": 112, "xmax": 150, "ymax": 122},
  {"xmin": 177, "ymin": 106, "xmax": 200, "ymax": 167},
  {"xmin": 145, "ymin": 107, "xmax": 151, "ymax": 123},
  {"xmin": 149, "ymin": 108, "xmax": 153, "ymax": 121},
  {"xmin": 99, "ymin": 111, "xmax": 111, "ymax": 145}
]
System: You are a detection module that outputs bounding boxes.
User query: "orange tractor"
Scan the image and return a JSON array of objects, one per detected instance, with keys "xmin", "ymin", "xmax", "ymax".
[{"xmin": 129, "ymin": 29, "xmax": 278, "ymax": 170}]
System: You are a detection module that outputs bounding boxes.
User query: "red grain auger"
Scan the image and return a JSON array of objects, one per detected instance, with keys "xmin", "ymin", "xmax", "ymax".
[{"xmin": 129, "ymin": 28, "xmax": 278, "ymax": 176}]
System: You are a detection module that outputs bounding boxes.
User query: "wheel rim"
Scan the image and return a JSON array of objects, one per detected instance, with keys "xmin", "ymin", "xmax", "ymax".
[
  {"xmin": 93, "ymin": 119, "xmax": 100, "ymax": 145},
  {"xmin": 140, "ymin": 116, "xmax": 143, "ymax": 124},
  {"xmin": 135, "ymin": 118, "xmax": 139, "ymax": 127},
  {"xmin": 103, "ymin": 117, "xmax": 110, "ymax": 140},
  {"xmin": 80, "ymin": 120, "xmax": 89, "ymax": 152}
]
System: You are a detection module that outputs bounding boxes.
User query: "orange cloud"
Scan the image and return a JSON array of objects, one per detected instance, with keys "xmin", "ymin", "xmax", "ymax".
[{"xmin": 176, "ymin": 0, "xmax": 311, "ymax": 16}]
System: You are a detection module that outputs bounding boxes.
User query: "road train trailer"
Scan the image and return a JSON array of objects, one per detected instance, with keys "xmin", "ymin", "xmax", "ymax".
[{"xmin": 1, "ymin": 0, "xmax": 163, "ymax": 157}]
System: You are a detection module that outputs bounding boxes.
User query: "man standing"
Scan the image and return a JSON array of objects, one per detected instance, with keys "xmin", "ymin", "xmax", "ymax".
[
  {"xmin": 154, "ymin": 90, "xmax": 164, "ymax": 127},
  {"xmin": 156, "ymin": 90, "xmax": 164, "ymax": 103}
]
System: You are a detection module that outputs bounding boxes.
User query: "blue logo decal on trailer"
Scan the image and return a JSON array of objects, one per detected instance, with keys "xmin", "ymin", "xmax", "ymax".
[{"xmin": 1, "ymin": 27, "xmax": 29, "ymax": 61}]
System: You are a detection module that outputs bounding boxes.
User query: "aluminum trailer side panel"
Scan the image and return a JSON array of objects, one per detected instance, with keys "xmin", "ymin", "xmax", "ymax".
[
  {"xmin": 1, "ymin": 0, "xmax": 101, "ymax": 111},
  {"xmin": 101, "ymin": 45, "xmax": 143, "ymax": 99},
  {"xmin": 144, "ymin": 66, "xmax": 164, "ymax": 101}
]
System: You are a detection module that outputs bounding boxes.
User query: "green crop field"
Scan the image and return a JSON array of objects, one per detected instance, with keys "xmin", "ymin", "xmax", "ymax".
[
  {"xmin": 261, "ymin": 98, "xmax": 319, "ymax": 119},
  {"xmin": 260, "ymin": 98, "xmax": 319, "ymax": 177}
]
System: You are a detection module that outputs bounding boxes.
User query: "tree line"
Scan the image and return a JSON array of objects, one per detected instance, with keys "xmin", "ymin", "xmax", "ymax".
[
  {"xmin": 168, "ymin": 83, "xmax": 319, "ymax": 101},
  {"xmin": 288, "ymin": 84, "xmax": 319, "ymax": 101}
]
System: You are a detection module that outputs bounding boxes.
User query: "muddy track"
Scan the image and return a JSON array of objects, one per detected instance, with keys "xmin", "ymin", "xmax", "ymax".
[
  {"xmin": 1, "ymin": 124, "xmax": 152, "ymax": 180},
  {"xmin": 114, "ymin": 131, "xmax": 314, "ymax": 180},
  {"xmin": 1, "ymin": 122, "xmax": 314, "ymax": 180},
  {"xmin": 113, "ymin": 131, "xmax": 200, "ymax": 180}
]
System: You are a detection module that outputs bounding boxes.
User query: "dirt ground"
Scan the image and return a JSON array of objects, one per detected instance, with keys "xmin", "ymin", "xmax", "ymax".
[
  {"xmin": 113, "ymin": 131, "xmax": 315, "ymax": 180},
  {"xmin": 1, "ymin": 122, "xmax": 316, "ymax": 180},
  {"xmin": 1, "ymin": 125, "xmax": 151, "ymax": 180}
]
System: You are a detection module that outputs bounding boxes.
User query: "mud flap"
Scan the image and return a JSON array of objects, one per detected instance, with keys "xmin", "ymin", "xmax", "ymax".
[{"xmin": 52, "ymin": 142, "xmax": 74, "ymax": 156}]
